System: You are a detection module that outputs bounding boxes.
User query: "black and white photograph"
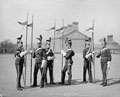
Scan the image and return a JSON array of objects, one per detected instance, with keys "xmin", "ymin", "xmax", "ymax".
[{"xmin": 0, "ymin": 0, "xmax": 120, "ymax": 97}]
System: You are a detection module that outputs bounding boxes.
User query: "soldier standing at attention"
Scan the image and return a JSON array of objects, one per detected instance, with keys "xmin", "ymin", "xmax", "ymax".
[
  {"xmin": 45, "ymin": 37, "xmax": 55, "ymax": 85},
  {"xmin": 15, "ymin": 35, "xmax": 28, "ymax": 91},
  {"xmin": 31, "ymin": 35, "xmax": 47, "ymax": 88},
  {"xmin": 96, "ymin": 37, "xmax": 112, "ymax": 86},
  {"xmin": 61, "ymin": 38, "xmax": 75, "ymax": 85},
  {"xmin": 83, "ymin": 39, "xmax": 93, "ymax": 83}
]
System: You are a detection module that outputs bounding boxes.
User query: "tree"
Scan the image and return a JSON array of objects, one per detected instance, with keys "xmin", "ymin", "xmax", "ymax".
[{"xmin": 0, "ymin": 39, "xmax": 16, "ymax": 53}]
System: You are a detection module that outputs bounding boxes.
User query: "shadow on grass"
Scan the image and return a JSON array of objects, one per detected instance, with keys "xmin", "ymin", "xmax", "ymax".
[
  {"xmin": 94, "ymin": 77, "xmax": 120, "ymax": 86},
  {"xmin": 24, "ymin": 79, "xmax": 84, "ymax": 90},
  {"xmin": 107, "ymin": 77, "xmax": 120, "ymax": 86},
  {"xmin": 47, "ymin": 79, "xmax": 84, "ymax": 88},
  {"xmin": 94, "ymin": 78, "xmax": 113, "ymax": 83},
  {"xmin": 24, "ymin": 77, "xmax": 120, "ymax": 90}
]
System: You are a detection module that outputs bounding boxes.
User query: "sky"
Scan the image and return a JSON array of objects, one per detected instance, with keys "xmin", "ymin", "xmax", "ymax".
[{"xmin": 0, "ymin": 0, "xmax": 120, "ymax": 44}]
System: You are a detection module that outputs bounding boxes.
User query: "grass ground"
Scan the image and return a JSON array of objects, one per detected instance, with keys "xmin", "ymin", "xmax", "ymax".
[{"xmin": 0, "ymin": 53, "xmax": 120, "ymax": 97}]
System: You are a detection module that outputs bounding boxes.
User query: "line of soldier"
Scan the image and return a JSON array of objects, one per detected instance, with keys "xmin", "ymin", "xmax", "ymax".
[
  {"xmin": 83, "ymin": 37, "xmax": 111, "ymax": 86},
  {"xmin": 14, "ymin": 35, "xmax": 111, "ymax": 91}
]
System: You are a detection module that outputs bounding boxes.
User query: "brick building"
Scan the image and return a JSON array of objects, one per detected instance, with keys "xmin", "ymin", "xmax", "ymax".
[
  {"xmin": 95, "ymin": 35, "xmax": 120, "ymax": 54},
  {"xmin": 51, "ymin": 22, "xmax": 90, "ymax": 53}
]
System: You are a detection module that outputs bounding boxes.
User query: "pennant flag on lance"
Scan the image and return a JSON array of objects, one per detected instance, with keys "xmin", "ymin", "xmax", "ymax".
[
  {"xmin": 86, "ymin": 26, "xmax": 94, "ymax": 31},
  {"xmin": 18, "ymin": 21, "xmax": 28, "ymax": 26},
  {"xmin": 27, "ymin": 23, "xmax": 33, "ymax": 27},
  {"xmin": 55, "ymin": 27, "xmax": 64, "ymax": 33},
  {"xmin": 47, "ymin": 26, "xmax": 55, "ymax": 31}
]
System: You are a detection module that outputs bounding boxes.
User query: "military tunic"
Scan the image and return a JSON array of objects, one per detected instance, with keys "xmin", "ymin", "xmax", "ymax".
[
  {"xmin": 61, "ymin": 49, "xmax": 75, "ymax": 84},
  {"xmin": 83, "ymin": 48, "xmax": 93, "ymax": 83},
  {"xmin": 32, "ymin": 47, "xmax": 47, "ymax": 87},
  {"xmin": 45, "ymin": 49, "xmax": 54, "ymax": 84},
  {"xmin": 96, "ymin": 47, "xmax": 112, "ymax": 84},
  {"xmin": 15, "ymin": 47, "xmax": 25, "ymax": 89}
]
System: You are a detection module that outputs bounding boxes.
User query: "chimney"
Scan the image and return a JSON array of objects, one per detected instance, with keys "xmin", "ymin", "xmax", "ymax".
[
  {"xmin": 72, "ymin": 22, "xmax": 79, "ymax": 31},
  {"xmin": 63, "ymin": 22, "xmax": 79, "ymax": 33},
  {"xmin": 107, "ymin": 35, "xmax": 113, "ymax": 42}
]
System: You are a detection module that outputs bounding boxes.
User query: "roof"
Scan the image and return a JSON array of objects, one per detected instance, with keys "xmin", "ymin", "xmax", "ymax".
[{"xmin": 52, "ymin": 30, "xmax": 90, "ymax": 39}]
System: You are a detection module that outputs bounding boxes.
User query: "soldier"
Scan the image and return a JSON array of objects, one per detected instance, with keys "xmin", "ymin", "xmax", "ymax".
[
  {"xmin": 83, "ymin": 39, "xmax": 93, "ymax": 83},
  {"xmin": 15, "ymin": 35, "xmax": 28, "ymax": 91},
  {"xmin": 61, "ymin": 38, "xmax": 75, "ymax": 85},
  {"xmin": 31, "ymin": 35, "xmax": 47, "ymax": 88},
  {"xmin": 96, "ymin": 37, "xmax": 112, "ymax": 86},
  {"xmin": 45, "ymin": 37, "xmax": 55, "ymax": 84}
]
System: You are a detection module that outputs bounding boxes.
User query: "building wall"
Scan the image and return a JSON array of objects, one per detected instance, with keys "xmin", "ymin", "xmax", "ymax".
[
  {"xmin": 95, "ymin": 43, "xmax": 120, "ymax": 54},
  {"xmin": 72, "ymin": 39, "xmax": 85, "ymax": 53},
  {"xmin": 51, "ymin": 38, "xmax": 61, "ymax": 53},
  {"xmin": 51, "ymin": 38, "xmax": 85, "ymax": 53},
  {"xmin": 97, "ymin": 35, "xmax": 120, "ymax": 54},
  {"xmin": 51, "ymin": 31, "xmax": 87, "ymax": 53}
]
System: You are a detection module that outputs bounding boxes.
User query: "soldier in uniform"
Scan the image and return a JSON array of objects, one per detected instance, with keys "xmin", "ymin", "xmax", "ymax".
[
  {"xmin": 45, "ymin": 37, "xmax": 55, "ymax": 84},
  {"xmin": 31, "ymin": 35, "xmax": 47, "ymax": 88},
  {"xmin": 15, "ymin": 35, "xmax": 28, "ymax": 91},
  {"xmin": 61, "ymin": 38, "xmax": 75, "ymax": 85},
  {"xmin": 83, "ymin": 39, "xmax": 93, "ymax": 83},
  {"xmin": 96, "ymin": 37, "xmax": 112, "ymax": 86}
]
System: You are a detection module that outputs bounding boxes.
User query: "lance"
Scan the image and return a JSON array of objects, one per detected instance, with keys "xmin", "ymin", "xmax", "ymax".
[
  {"xmin": 30, "ymin": 15, "xmax": 33, "ymax": 85},
  {"xmin": 52, "ymin": 19, "xmax": 56, "ymax": 82},
  {"xmin": 53, "ymin": 19, "xmax": 56, "ymax": 52},
  {"xmin": 61, "ymin": 19, "xmax": 64, "ymax": 76},
  {"xmin": 92, "ymin": 20, "xmax": 95, "ymax": 82},
  {"xmin": 24, "ymin": 13, "xmax": 28, "ymax": 87},
  {"xmin": 85, "ymin": 20, "xmax": 95, "ymax": 83}
]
